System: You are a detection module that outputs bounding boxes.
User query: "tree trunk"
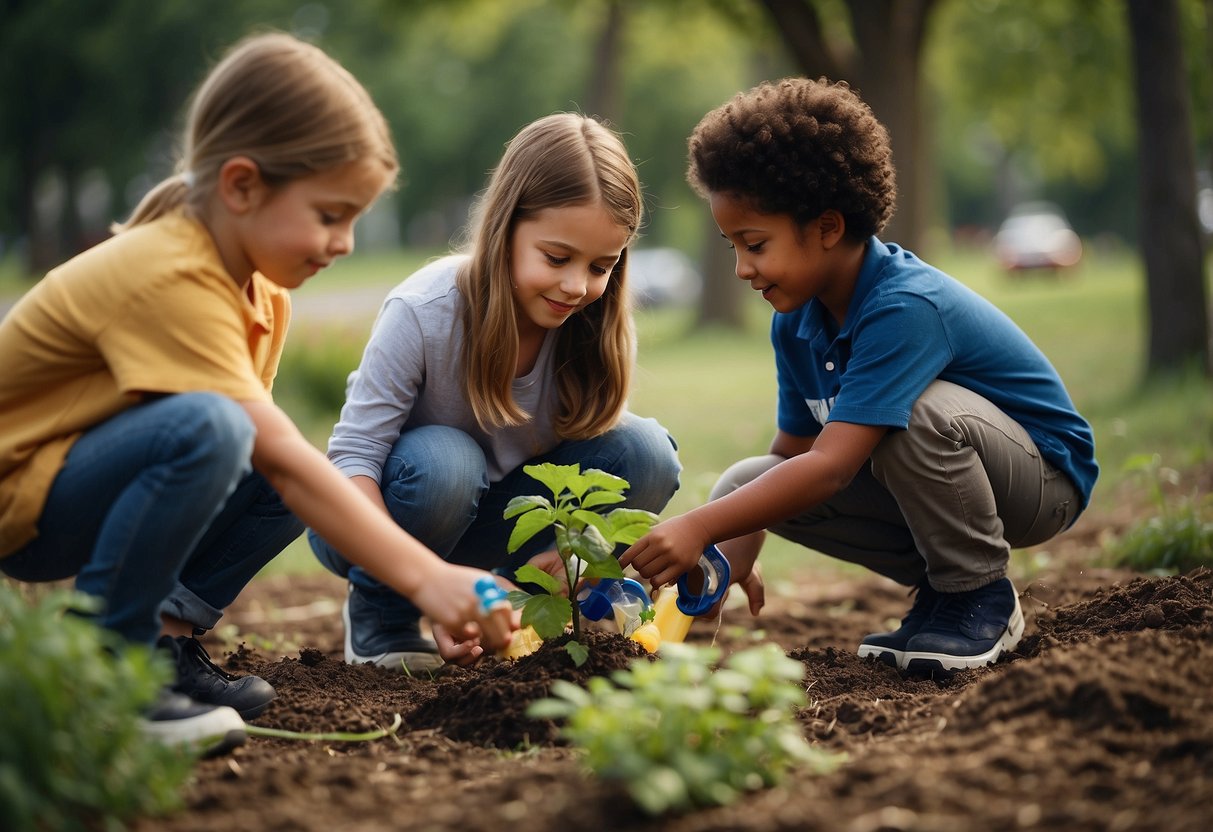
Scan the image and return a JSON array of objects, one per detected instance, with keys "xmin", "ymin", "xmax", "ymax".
[
  {"xmin": 848, "ymin": 0, "xmax": 934, "ymax": 252},
  {"xmin": 585, "ymin": 0, "xmax": 624, "ymax": 124},
  {"xmin": 696, "ymin": 212, "xmax": 748, "ymax": 329},
  {"xmin": 1126, "ymin": 0, "xmax": 1211, "ymax": 376},
  {"xmin": 758, "ymin": 0, "xmax": 936, "ymax": 253}
]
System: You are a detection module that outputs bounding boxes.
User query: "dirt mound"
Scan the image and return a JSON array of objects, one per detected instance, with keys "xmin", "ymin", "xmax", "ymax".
[{"xmin": 134, "ymin": 567, "xmax": 1213, "ymax": 832}]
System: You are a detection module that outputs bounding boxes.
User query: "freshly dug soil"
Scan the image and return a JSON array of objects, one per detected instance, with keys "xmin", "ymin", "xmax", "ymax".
[{"xmin": 131, "ymin": 544, "xmax": 1213, "ymax": 832}]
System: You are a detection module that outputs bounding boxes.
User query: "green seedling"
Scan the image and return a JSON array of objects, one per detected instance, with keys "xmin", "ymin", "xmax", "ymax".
[
  {"xmin": 504, "ymin": 462, "xmax": 658, "ymax": 666},
  {"xmin": 529, "ymin": 641, "xmax": 840, "ymax": 815}
]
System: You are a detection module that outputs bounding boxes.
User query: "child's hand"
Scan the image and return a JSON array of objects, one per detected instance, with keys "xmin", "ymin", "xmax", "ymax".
[
  {"xmin": 432, "ymin": 623, "xmax": 484, "ymax": 666},
  {"xmin": 620, "ymin": 514, "xmax": 711, "ymax": 589},
  {"xmin": 734, "ymin": 563, "xmax": 766, "ymax": 616},
  {"xmin": 412, "ymin": 565, "xmax": 517, "ymax": 652}
]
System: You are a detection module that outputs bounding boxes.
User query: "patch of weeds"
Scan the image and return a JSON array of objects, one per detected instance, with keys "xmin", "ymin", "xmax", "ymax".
[
  {"xmin": 1106, "ymin": 453, "xmax": 1213, "ymax": 573},
  {"xmin": 0, "ymin": 583, "xmax": 194, "ymax": 831},
  {"xmin": 529, "ymin": 641, "xmax": 841, "ymax": 815}
]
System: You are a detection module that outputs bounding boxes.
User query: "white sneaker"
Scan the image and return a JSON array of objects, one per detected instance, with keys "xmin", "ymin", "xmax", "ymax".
[{"xmin": 139, "ymin": 689, "xmax": 246, "ymax": 757}]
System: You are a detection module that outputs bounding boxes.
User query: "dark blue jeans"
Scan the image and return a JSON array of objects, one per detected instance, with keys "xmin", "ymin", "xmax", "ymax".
[
  {"xmin": 1, "ymin": 393, "xmax": 304, "ymax": 645},
  {"xmin": 309, "ymin": 413, "xmax": 681, "ymax": 622}
]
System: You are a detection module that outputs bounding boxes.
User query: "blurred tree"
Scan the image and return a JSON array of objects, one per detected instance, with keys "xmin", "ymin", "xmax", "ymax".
[
  {"xmin": 754, "ymin": 0, "xmax": 939, "ymax": 253},
  {"xmin": 0, "ymin": 0, "xmax": 294, "ymax": 275},
  {"xmin": 928, "ymin": 1, "xmax": 1137, "ymax": 239},
  {"xmin": 363, "ymin": 0, "xmax": 758, "ymax": 332},
  {"xmin": 1126, "ymin": 0, "xmax": 1210, "ymax": 376},
  {"xmin": 586, "ymin": 0, "xmax": 625, "ymax": 123}
]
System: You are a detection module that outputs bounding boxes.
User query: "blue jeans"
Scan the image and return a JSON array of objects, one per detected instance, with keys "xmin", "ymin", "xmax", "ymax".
[
  {"xmin": 309, "ymin": 413, "xmax": 681, "ymax": 621},
  {"xmin": 1, "ymin": 393, "xmax": 304, "ymax": 645}
]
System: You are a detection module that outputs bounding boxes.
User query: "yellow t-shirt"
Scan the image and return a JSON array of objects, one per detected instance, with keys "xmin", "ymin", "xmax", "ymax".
[{"xmin": 0, "ymin": 210, "xmax": 290, "ymax": 557}]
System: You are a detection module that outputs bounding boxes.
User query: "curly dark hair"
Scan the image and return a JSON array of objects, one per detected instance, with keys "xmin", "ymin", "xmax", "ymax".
[{"xmin": 687, "ymin": 77, "xmax": 896, "ymax": 239}]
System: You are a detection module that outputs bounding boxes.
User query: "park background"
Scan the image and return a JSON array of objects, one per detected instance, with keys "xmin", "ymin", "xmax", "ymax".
[{"xmin": 1, "ymin": 0, "xmax": 1210, "ymax": 582}]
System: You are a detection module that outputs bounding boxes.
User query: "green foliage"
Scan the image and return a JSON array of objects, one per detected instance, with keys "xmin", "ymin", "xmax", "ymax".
[
  {"xmin": 1106, "ymin": 454, "xmax": 1213, "ymax": 573},
  {"xmin": 273, "ymin": 329, "xmax": 365, "ymax": 430},
  {"xmin": 0, "ymin": 583, "xmax": 194, "ymax": 831},
  {"xmin": 528, "ymin": 642, "xmax": 839, "ymax": 815},
  {"xmin": 505, "ymin": 463, "xmax": 658, "ymax": 662}
]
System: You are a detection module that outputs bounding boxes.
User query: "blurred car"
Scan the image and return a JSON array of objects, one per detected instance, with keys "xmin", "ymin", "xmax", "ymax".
[
  {"xmin": 627, "ymin": 247, "xmax": 702, "ymax": 307},
  {"xmin": 992, "ymin": 202, "xmax": 1083, "ymax": 272}
]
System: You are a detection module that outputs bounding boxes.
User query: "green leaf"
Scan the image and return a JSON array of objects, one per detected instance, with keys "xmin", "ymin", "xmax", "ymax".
[
  {"xmin": 565, "ymin": 640, "xmax": 590, "ymax": 667},
  {"xmin": 513, "ymin": 564, "xmax": 562, "ymax": 595},
  {"xmin": 520, "ymin": 594, "xmax": 572, "ymax": 639},
  {"xmin": 506, "ymin": 589, "xmax": 531, "ymax": 610},
  {"xmin": 523, "ymin": 462, "xmax": 581, "ymax": 498},
  {"xmin": 564, "ymin": 471, "xmax": 591, "ymax": 499},
  {"xmin": 572, "ymin": 509, "xmax": 611, "ymax": 537},
  {"xmin": 628, "ymin": 766, "xmax": 689, "ymax": 816},
  {"xmin": 581, "ymin": 557, "xmax": 626, "ymax": 581},
  {"xmin": 526, "ymin": 698, "xmax": 577, "ymax": 720},
  {"xmin": 567, "ymin": 523, "xmax": 615, "ymax": 566},
  {"xmin": 605, "ymin": 507, "xmax": 660, "ymax": 545},
  {"xmin": 548, "ymin": 678, "xmax": 592, "ymax": 706},
  {"xmin": 503, "ymin": 495, "xmax": 552, "ymax": 519},
  {"xmin": 580, "ymin": 468, "xmax": 630, "ymax": 493},
  {"xmin": 506, "ymin": 506, "xmax": 555, "ymax": 553},
  {"xmin": 580, "ymin": 489, "xmax": 627, "ymax": 509}
]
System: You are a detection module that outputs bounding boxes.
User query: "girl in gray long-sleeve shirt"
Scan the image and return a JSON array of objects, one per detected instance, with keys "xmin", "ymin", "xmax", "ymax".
[{"xmin": 309, "ymin": 114, "xmax": 682, "ymax": 672}]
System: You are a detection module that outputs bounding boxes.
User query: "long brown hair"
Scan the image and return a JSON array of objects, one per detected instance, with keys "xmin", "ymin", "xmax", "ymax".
[
  {"xmin": 456, "ymin": 114, "xmax": 641, "ymax": 439},
  {"xmin": 113, "ymin": 32, "xmax": 397, "ymax": 233}
]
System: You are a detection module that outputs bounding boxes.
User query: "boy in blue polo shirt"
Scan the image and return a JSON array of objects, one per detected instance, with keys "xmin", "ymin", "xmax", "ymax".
[{"xmin": 622, "ymin": 77, "xmax": 1098, "ymax": 672}]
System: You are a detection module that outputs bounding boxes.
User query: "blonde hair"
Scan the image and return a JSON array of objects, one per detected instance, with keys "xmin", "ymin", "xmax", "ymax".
[
  {"xmin": 456, "ymin": 113, "xmax": 642, "ymax": 439},
  {"xmin": 113, "ymin": 32, "xmax": 397, "ymax": 232}
]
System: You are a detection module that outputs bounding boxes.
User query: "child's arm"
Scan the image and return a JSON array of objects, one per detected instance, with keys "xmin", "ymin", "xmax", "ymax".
[
  {"xmin": 622, "ymin": 421, "xmax": 888, "ymax": 589},
  {"xmin": 241, "ymin": 399, "xmax": 514, "ymax": 649}
]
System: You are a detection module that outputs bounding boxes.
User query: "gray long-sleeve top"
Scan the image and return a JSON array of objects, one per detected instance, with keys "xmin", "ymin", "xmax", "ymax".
[{"xmin": 325, "ymin": 255, "xmax": 560, "ymax": 484}]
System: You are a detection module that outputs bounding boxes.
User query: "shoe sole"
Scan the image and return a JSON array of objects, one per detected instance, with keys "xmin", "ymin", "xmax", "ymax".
[
  {"xmin": 342, "ymin": 594, "xmax": 444, "ymax": 674},
  {"xmin": 856, "ymin": 644, "xmax": 903, "ymax": 668},
  {"xmin": 901, "ymin": 592, "xmax": 1025, "ymax": 672},
  {"xmin": 236, "ymin": 699, "xmax": 273, "ymax": 721},
  {"xmin": 140, "ymin": 708, "xmax": 247, "ymax": 758}
]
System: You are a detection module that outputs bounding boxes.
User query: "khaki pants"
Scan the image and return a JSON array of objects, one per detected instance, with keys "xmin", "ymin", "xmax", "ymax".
[{"xmin": 712, "ymin": 381, "xmax": 1081, "ymax": 592}]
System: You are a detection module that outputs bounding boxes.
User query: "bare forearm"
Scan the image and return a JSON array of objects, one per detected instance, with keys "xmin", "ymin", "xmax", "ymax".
[
  {"xmin": 271, "ymin": 445, "xmax": 440, "ymax": 597},
  {"xmin": 686, "ymin": 450, "xmax": 850, "ymax": 543},
  {"xmin": 245, "ymin": 402, "xmax": 441, "ymax": 598}
]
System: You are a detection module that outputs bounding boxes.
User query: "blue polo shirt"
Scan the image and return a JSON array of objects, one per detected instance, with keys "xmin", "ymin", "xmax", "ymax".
[{"xmin": 773, "ymin": 237, "xmax": 1098, "ymax": 511}]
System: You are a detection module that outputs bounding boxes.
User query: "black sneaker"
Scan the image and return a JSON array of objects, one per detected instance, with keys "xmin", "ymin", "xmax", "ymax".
[
  {"xmin": 139, "ymin": 688, "xmax": 246, "ymax": 758},
  {"xmin": 901, "ymin": 578, "xmax": 1024, "ymax": 672},
  {"xmin": 856, "ymin": 578, "xmax": 939, "ymax": 668},
  {"xmin": 159, "ymin": 635, "xmax": 276, "ymax": 720},
  {"xmin": 343, "ymin": 584, "xmax": 442, "ymax": 673}
]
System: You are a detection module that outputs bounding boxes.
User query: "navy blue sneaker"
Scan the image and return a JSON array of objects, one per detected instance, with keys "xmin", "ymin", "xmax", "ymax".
[
  {"xmin": 856, "ymin": 578, "xmax": 939, "ymax": 668},
  {"xmin": 901, "ymin": 578, "xmax": 1024, "ymax": 672},
  {"xmin": 160, "ymin": 635, "xmax": 276, "ymax": 720},
  {"xmin": 343, "ymin": 584, "xmax": 442, "ymax": 673}
]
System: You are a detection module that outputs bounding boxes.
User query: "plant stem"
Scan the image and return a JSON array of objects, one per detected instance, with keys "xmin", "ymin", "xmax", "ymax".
[{"xmin": 245, "ymin": 713, "xmax": 402, "ymax": 743}]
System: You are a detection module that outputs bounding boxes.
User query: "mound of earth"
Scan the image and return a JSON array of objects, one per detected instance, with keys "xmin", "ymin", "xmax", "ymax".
[{"xmin": 132, "ymin": 560, "xmax": 1212, "ymax": 832}]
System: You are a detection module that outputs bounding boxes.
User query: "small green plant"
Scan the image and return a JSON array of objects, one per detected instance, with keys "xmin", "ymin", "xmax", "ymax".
[
  {"xmin": 528, "ymin": 641, "xmax": 840, "ymax": 815},
  {"xmin": 0, "ymin": 582, "xmax": 194, "ymax": 831},
  {"xmin": 1107, "ymin": 453, "xmax": 1213, "ymax": 573},
  {"xmin": 504, "ymin": 462, "xmax": 658, "ymax": 666}
]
